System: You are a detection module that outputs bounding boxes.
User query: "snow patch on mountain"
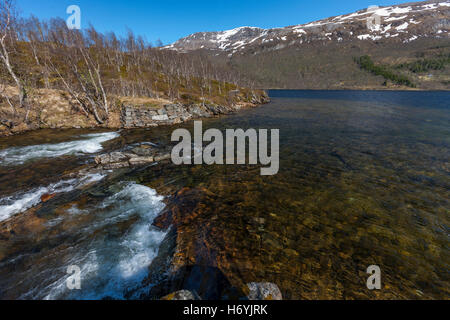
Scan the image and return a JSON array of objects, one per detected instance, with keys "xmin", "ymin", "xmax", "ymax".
[{"xmin": 165, "ymin": 1, "xmax": 450, "ymax": 54}]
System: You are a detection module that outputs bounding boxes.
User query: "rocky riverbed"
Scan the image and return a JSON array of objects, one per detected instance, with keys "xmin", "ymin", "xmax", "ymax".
[
  {"xmin": 0, "ymin": 131, "xmax": 284, "ymax": 300},
  {"xmin": 1, "ymin": 90, "xmax": 448, "ymax": 300},
  {"xmin": 0, "ymin": 92, "xmax": 278, "ymax": 300}
]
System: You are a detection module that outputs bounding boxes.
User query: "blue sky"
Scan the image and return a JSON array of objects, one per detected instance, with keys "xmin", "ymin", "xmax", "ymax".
[{"xmin": 17, "ymin": 0, "xmax": 413, "ymax": 45}]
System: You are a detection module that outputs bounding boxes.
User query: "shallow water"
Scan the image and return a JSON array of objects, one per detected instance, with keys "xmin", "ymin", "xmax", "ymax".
[
  {"xmin": 0, "ymin": 90, "xmax": 449, "ymax": 299},
  {"xmin": 0, "ymin": 131, "xmax": 120, "ymax": 166}
]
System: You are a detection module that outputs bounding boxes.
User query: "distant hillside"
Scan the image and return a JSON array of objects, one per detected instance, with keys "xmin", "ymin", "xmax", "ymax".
[
  {"xmin": 0, "ymin": 0, "xmax": 266, "ymax": 135},
  {"xmin": 164, "ymin": 0, "xmax": 450, "ymax": 90}
]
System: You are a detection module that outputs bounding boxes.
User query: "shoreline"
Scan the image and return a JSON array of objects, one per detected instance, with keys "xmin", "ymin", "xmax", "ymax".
[
  {"xmin": 0, "ymin": 88, "xmax": 270, "ymax": 138},
  {"xmin": 0, "ymin": 101, "xmax": 265, "ymax": 138}
]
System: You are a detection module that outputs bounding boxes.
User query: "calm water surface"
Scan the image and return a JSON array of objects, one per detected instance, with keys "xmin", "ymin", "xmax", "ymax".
[{"xmin": 0, "ymin": 90, "xmax": 448, "ymax": 299}]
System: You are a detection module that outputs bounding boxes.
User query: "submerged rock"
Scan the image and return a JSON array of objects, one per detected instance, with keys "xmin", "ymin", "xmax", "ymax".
[
  {"xmin": 40, "ymin": 193, "xmax": 56, "ymax": 203},
  {"xmin": 131, "ymin": 146, "xmax": 155, "ymax": 157}
]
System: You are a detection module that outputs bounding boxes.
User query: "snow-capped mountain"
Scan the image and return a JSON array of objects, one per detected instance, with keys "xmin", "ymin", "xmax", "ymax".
[{"xmin": 165, "ymin": 0, "xmax": 450, "ymax": 55}]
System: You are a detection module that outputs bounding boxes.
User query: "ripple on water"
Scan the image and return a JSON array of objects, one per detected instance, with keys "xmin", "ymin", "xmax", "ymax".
[
  {"xmin": 0, "ymin": 172, "xmax": 105, "ymax": 222},
  {"xmin": 38, "ymin": 183, "xmax": 167, "ymax": 300},
  {"xmin": 0, "ymin": 131, "xmax": 119, "ymax": 166}
]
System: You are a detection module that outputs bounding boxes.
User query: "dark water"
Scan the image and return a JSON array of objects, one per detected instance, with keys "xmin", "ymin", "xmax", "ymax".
[{"xmin": 0, "ymin": 90, "xmax": 448, "ymax": 299}]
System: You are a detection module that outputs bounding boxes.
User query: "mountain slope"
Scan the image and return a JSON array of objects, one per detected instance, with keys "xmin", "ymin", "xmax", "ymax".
[
  {"xmin": 164, "ymin": 0, "xmax": 450, "ymax": 90},
  {"xmin": 166, "ymin": 0, "xmax": 449, "ymax": 55}
]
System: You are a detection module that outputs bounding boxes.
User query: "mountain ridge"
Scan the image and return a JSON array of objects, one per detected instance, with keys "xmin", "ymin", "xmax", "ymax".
[
  {"xmin": 165, "ymin": 0, "xmax": 450, "ymax": 56},
  {"xmin": 163, "ymin": 0, "xmax": 450, "ymax": 90}
]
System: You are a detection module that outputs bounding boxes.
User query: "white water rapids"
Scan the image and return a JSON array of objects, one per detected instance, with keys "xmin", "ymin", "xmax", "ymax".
[
  {"xmin": 0, "ymin": 131, "xmax": 119, "ymax": 166},
  {"xmin": 39, "ymin": 183, "xmax": 166, "ymax": 300},
  {"xmin": 0, "ymin": 131, "xmax": 120, "ymax": 222},
  {"xmin": 0, "ymin": 131, "xmax": 167, "ymax": 300},
  {"xmin": 0, "ymin": 172, "xmax": 105, "ymax": 222}
]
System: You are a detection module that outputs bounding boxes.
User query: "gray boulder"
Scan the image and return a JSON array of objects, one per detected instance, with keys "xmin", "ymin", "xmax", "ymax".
[
  {"xmin": 247, "ymin": 282, "xmax": 282, "ymax": 300},
  {"xmin": 162, "ymin": 290, "xmax": 200, "ymax": 300}
]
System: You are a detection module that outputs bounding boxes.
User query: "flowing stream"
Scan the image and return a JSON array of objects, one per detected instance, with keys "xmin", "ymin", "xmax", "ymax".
[{"xmin": 0, "ymin": 90, "xmax": 449, "ymax": 299}]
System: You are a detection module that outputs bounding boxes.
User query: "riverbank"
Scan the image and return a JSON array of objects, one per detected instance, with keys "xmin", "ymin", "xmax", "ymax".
[{"xmin": 0, "ymin": 85, "xmax": 269, "ymax": 137}]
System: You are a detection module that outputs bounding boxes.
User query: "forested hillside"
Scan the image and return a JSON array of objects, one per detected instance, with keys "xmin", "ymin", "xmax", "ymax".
[
  {"xmin": 166, "ymin": 0, "xmax": 450, "ymax": 90},
  {"xmin": 0, "ymin": 0, "xmax": 263, "ymax": 135},
  {"xmin": 220, "ymin": 38, "xmax": 450, "ymax": 89}
]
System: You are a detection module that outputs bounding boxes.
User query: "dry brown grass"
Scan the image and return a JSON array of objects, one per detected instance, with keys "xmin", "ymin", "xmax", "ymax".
[
  {"xmin": 118, "ymin": 96, "xmax": 172, "ymax": 108},
  {"xmin": 0, "ymin": 85, "xmax": 177, "ymax": 135}
]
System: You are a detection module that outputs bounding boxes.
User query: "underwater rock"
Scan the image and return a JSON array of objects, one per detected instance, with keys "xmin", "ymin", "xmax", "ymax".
[
  {"xmin": 40, "ymin": 193, "xmax": 56, "ymax": 203},
  {"xmin": 131, "ymin": 146, "xmax": 155, "ymax": 157}
]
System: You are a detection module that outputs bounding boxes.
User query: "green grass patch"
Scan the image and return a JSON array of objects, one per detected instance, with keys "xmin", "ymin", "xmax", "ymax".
[
  {"xmin": 395, "ymin": 54, "xmax": 450, "ymax": 73},
  {"xmin": 354, "ymin": 55, "xmax": 415, "ymax": 87}
]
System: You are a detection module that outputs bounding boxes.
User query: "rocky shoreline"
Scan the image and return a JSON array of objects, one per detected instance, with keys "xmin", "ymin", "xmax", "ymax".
[
  {"xmin": 121, "ymin": 100, "xmax": 266, "ymax": 129},
  {"xmin": 0, "ymin": 88, "xmax": 270, "ymax": 137},
  {"xmin": 89, "ymin": 92, "xmax": 269, "ymax": 170}
]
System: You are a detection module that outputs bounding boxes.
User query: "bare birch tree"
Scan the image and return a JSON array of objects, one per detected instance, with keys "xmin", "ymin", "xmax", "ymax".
[{"xmin": 0, "ymin": 0, "xmax": 26, "ymax": 107}]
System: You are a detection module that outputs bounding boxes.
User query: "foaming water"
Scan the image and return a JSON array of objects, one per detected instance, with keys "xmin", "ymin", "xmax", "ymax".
[
  {"xmin": 1, "ymin": 91, "xmax": 448, "ymax": 300},
  {"xmin": 0, "ymin": 172, "xmax": 105, "ymax": 222},
  {"xmin": 41, "ymin": 183, "xmax": 166, "ymax": 300},
  {"xmin": 0, "ymin": 132, "xmax": 119, "ymax": 166}
]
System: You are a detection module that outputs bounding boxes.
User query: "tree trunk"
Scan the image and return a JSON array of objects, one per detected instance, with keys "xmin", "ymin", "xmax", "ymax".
[{"xmin": 0, "ymin": 39, "xmax": 26, "ymax": 107}]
